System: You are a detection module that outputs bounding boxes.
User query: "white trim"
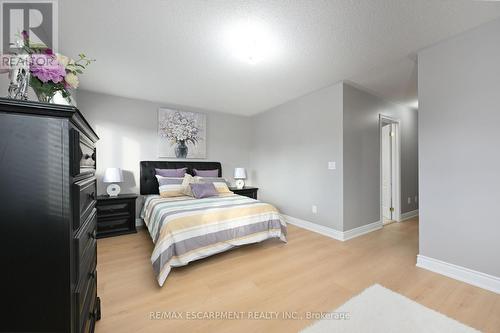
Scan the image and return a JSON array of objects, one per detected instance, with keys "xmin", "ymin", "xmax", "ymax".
[
  {"xmin": 342, "ymin": 220, "xmax": 383, "ymax": 241},
  {"xmin": 416, "ymin": 255, "xmax": 500, "ymax": 294},
  {"xmin": 283, "ymin": 215, "xmax": 343, "ymax": 241},
  {"xmin": 400, "ymin": 209, "xmax": 419, "ymax": 221},
  {"xmin": 284, "ymin": 215, "xmax": 382, "ymax": 241}
]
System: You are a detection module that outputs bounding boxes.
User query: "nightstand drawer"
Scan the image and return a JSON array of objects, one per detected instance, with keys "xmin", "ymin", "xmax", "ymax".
[
  {"xmin": 237, "ymin": 190, "xmax": 257, "ymax": 199},
  {"xmin": 229, "ymin": 187, "xmax": 258, "ymax": 200},
  {"xmin": 96, "ymin": 202, "xmax": 131, "ymax": 217},
  {"xmin": 97, "ymin": 216, "xmax": 132, "ymax": 232}
]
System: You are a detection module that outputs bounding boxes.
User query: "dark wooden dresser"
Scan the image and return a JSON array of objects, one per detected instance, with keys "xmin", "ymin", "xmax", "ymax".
[{"xmin": 0, "ymin": 98, "xmax": 101, "ymax": 333}]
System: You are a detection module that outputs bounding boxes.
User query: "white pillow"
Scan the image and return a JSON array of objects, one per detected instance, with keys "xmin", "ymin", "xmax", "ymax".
[{"xmin": 181, "ymin": 174, "xmax": 201, "ymax": 197}]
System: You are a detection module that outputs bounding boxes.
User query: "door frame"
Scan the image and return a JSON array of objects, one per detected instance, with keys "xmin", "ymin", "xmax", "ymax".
[{"xmin": 379, "ymin": 114, "xmax": 401, "ymax": 222}]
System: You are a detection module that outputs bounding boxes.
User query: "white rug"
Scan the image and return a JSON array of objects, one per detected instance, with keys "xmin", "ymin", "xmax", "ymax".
[{"xmin": 301, "ymin": 284, "xmax": 480, "ymax": 333}]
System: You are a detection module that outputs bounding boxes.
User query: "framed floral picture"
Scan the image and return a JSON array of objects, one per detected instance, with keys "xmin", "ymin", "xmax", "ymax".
[{"xmin": 158, "ymin": 108, "xmax": 207, "ymax": 158}]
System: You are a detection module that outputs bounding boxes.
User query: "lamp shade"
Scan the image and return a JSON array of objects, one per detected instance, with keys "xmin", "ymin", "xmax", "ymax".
[
  {"xmin": 103, "ymin": 168, "xmax": 123, "ymax": 183},
  {"xmin": 234, "ymin": 167, "xmax": 247, "ymax": 179}
]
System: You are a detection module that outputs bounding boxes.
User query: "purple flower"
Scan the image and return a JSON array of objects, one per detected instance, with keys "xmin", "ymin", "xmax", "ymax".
[
  {"xmin": 21, "ymin": 30, "xmax": 29, "ymax": 40},
  {"xmin": 30, "ymin": 54, "xmax": 66, "ymax": 83}
]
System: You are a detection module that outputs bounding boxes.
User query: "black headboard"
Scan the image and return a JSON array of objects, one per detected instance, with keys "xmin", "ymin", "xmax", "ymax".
[{"xmin": 140, "ymin": 161, "xmax": 222, "ymax": 195}]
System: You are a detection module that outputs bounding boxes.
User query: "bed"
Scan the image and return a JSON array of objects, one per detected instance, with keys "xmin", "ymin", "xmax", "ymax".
[{"xmin": 139, "ymin": 161, "xmax": 287, "ymax": 286}]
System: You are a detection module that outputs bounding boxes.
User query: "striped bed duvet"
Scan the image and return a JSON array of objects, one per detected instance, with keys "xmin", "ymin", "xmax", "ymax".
[{"xmin": 140, "ymin": 194, "xmax": 287, "ymax": 286}]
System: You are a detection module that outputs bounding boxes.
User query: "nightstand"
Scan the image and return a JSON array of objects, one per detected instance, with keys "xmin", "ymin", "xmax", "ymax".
[
  {"xmin": 96, "ymin": 194, "xmax": 138, "ymax": 238},
  {"xmin": 229, "ymin": 186, "xmax": 258, "ymax": 199}
]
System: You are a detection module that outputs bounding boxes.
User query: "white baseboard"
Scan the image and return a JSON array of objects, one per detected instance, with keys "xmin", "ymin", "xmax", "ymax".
[
  {"xmin": 283, "ymin": 215, "xmax": 382, "ymax": 242},
  {"xmin": 400, "ymin": 209, "xmax": 419, "ymax": 221},
  {"xmin": 342, "ymin": 220, "xmax": 383, "ymax": 241},
  {"xmin": 416, "ymin": 255, "xmax": 500, "ymax": 294},
  {"xmin": 283, "ymin": 215, "xmax": 343, "ymax": 241}
]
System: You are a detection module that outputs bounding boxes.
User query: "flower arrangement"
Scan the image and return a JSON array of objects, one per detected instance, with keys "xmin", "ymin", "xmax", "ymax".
[
  {"xmin": 160, "ymin": 111, "xmax": 201, "ymax": 145},
  {"xmin": 19, "ymin": 31, "xmax": 94, "ymax": 103},
  {"xmin": 159, "ymin": 111, "xmax": 202, "ymax": 158}
]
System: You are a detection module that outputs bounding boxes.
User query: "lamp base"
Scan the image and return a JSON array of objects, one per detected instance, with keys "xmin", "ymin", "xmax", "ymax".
[
  {"xmin": 106, "ymin": 184, "xmax": 121, "ymax": 197},
  {"xmin": 235, "ymin": 179, "xmax": 245, "ymax": 190}
]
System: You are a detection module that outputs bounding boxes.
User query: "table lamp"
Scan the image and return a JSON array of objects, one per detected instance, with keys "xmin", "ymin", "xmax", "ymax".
[
  {"xmin": 234, "ymin": 167, "xmax": 247, "ymax": 189},
  {"xmin": 103, "ymin": 168, "xmax": 123, "ymax": 197}
]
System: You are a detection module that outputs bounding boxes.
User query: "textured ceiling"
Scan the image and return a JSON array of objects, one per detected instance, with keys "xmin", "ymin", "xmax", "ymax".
[
  {"xmin": 59, "ymin": 0, "xmax": 500, "ymax": 115},
  {"xmin": 349, "ymin": 55, "xmax": 418, "ymax": 109}
]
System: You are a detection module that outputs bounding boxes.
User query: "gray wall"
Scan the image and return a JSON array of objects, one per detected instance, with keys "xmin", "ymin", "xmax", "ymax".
[
  {"xmin": 251, "ymin": 83, "xmax": 344, "ymax": 230},
  {"xmin": 2, "ymin": 67, "xmax": 418, "ymax": 234},
  {"xmin": 343, "ymin": 83, "xmax": 419, "ymax": 230},
  {"xmin": 418, "ymin": 19, "xmax": 500, "ymax": 277},
  {"xmin": 77, "ymin": 90, "xmax": 252, "ymax": 216}
]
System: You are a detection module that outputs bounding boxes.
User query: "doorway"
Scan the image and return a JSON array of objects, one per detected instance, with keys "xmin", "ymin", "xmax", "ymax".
[{"xmin": 380, "ymin": 115, "xmax": 401, "ymax": 224}]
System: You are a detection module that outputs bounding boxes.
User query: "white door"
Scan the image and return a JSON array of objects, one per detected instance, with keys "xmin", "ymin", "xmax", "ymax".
[{"xmin": 382, "ymin": 124, "xmax": 392, "ymax": 220}]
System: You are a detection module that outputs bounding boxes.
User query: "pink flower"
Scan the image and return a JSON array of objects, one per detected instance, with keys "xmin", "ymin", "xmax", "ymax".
[{"xmin": 30, "ymin": 54, "xmax": 66, "ymax": 83}]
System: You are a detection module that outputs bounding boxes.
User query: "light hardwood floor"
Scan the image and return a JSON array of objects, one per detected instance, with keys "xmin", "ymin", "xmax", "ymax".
[{"xmin": 95, "ymin": 218, "xmax": 500, "ymax": 333}]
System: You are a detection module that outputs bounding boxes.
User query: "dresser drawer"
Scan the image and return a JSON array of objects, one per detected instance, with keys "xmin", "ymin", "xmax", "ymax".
[
  {"xmin": 75, "ymin": 271, "xmax": 97, "ymax": 333},
  {"xmin": 75, "ymin": 260, "xmax": 96, "ymax": 317},
  {"xmin": 73, "ymin": 177, "xmax": 97, "ymax": 230},
  {"xmin": 82, "ymin": 312, "xmax": 96, "ymax": 333},
  {"xmin": 81, "ymin": 297, "xmax": 98, "ymax": 333},
  {"xmin": 82, "ymin": 314, "xmax": 96, "ymax": 333},
  {"xmin": 74, "ymin": 209, "xmax": 97, "ymax": 272},
  {"xmin": 76, "ymin": 243, "xmax": 96, "ymax": 286},
  {"xmin": 70, "ymin": 128, "xmax": 96, "ymax": 178}
]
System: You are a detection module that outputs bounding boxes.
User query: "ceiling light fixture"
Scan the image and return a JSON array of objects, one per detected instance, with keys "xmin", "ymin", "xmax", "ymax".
[{"xmin": 222, "ymin": 19, "xmax": 278, "ymax": 65}]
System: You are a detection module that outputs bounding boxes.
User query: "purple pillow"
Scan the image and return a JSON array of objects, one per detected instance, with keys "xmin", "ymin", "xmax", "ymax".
[
  {"xmin": 193, "ymin": 169, "xmax": 219, "ymax": 177},
  {"xmin": 155, "ymin": 167, "xmax": 187, "ymax": 177},
  {"xmin": 190, "ymin": 183, "xmax": 218, "ymax": 199}
]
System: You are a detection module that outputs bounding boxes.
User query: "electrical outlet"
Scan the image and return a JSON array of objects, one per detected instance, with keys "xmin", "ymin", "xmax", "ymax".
[
  {"xmin": 415, "ymin": 196, "xmax": 418, "ymax": 203},
  {"xmin": 408, "ymin": 197, "xmax": 411, "ymax": 204},
  {"xmin": 312, "ymin": 205, "xmax": 318, "ymax": 214},
  {"xmin": 328, "ymin": 161, "xmax": 336, "ymax": 170}
]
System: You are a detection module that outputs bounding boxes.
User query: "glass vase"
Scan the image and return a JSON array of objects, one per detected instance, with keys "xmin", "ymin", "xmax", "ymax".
[
  {"xmin": 175, "ymin": 140, "xmax": 188, "ymax": 158},
  {"xmin": 34, "ymin": 90, "xmax": 55, "ymax": 103}
]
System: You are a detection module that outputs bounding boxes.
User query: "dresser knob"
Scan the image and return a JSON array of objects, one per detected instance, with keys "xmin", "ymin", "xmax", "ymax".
[{"xmin": 90, "ymin": 309, "xmax": 98, "ymax": 319}]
